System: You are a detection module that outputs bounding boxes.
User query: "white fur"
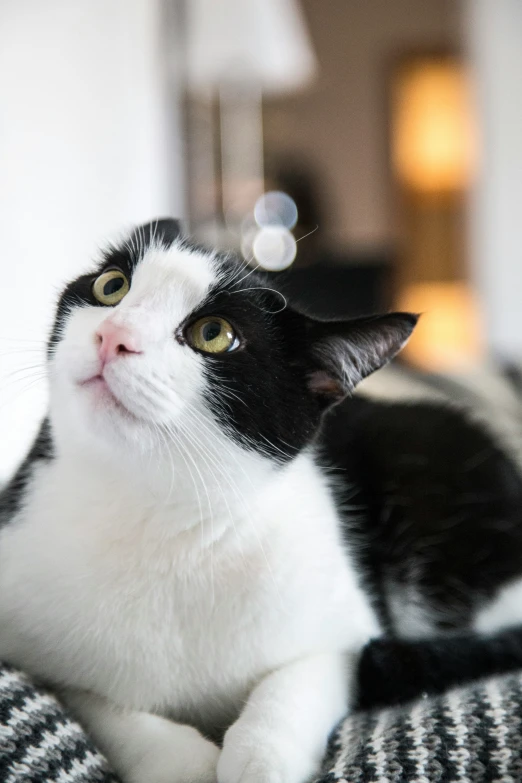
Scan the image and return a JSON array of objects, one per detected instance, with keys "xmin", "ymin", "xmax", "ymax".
[
  {"xmin": 387, "ymin": 582, "xmax": 437, "ymax": 640},
  {"xmin": 474, "ymin": 578, "xmax": 522, "ymax": 634},
  {"xmin": 0, "ymin": 241, "xmax": 379, "ymax": 783}
]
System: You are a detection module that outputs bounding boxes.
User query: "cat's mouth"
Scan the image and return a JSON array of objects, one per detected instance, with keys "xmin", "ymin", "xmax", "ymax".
[{"xmin": 79, "ymin": 374, "xmax": 138, "ymax": 420}]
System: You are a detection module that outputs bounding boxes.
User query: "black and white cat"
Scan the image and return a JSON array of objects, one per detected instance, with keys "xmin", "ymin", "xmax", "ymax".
[{"xmin": 1, "ymin": 219, "xmax": 522, "ymax": 783}]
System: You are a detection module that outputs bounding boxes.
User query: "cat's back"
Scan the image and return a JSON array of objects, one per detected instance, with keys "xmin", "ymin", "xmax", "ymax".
[{"xmin": 321, "ymin": 395, "xmax": 522, "ymax": 636}]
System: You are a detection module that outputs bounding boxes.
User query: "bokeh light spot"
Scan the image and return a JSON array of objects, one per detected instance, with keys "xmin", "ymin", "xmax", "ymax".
[
  {"xmin": 254, "ymin": 191, "xmax": 298, "ymax": 230},
  {"xmin": 252, "ymin": 226, "xmax": 297, "ymax": 271}
]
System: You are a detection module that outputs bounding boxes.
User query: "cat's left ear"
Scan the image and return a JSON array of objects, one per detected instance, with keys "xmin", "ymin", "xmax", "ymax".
[
  {"xmin": 307, "ymin": 312, "xmax": 418, "ymax": 401},
  {"xmin": 130, "ymin": 218, "xmax": 183, "ymax": 248}
]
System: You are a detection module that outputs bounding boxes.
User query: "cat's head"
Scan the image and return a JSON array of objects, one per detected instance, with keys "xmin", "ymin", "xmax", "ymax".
[{"xmin": 48, "ymin": 219, "xmax": 416, "ymax": 477}]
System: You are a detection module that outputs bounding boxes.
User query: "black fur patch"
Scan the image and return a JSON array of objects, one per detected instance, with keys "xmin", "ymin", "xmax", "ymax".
[
  {"xmin": 357, "ymin": 627, "xmax": 522, "ymax": 710},
  {"xmin": 322, "ymin": 396, "xmax": 522, "ymax": 632},
  {"xmin": 178, "ymin": 259, "xmax": 414, "ymax": 461},
  {"xmin": 188, "ymin": 277, "xmax": 325, "ymax": 460},
  {"xmin": 0, "ymin": 420, "xmax": 53, "ymax": 526}
]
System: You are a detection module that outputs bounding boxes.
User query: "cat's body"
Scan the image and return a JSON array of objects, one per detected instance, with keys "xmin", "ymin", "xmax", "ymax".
[
  {"xmin": 0, "ymin": 431, "xmax": 373, "ymax": 738},
  {"xmin": 1, "ymin": 220, "xmax": 522, "ymax": 783}
]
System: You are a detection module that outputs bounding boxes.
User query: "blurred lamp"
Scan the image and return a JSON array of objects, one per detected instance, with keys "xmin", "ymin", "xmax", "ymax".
[
  {"xmin": 391, "ymin": 55, "xmax": 482, "ymax": 371},
  {"xmin": 392, "ymin": 59, "xmax": 477, "ymax": 194},
  {"xmin": 184, "ymin": 0, "xmax": 316, "ymax": 261},
  {"xmin": 185, "ymin": 0, "xmax": 316, "ymax": 96},
  {"xmin": 397, "ymin": 281, "xmax": 483, "ymax": 372}
]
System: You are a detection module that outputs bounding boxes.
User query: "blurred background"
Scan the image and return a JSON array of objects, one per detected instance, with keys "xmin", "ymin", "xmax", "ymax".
[{"xmin": 1, "ymin": 0, "xmax": 522, "ymax": 478}]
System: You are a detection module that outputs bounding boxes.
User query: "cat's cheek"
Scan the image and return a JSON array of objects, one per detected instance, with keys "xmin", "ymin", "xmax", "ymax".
[{"xmin": 49, "ymin": 309, "xmax": 106, "ymax": 389}]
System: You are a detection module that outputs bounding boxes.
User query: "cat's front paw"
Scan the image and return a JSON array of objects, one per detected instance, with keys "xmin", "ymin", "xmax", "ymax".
[
  {"xmin": 127, "ymin": 722, "xmax": 219, "ymax": 783},
  {"xmin": 218, "ymin": 720, "xmax": 319, "ymax": 783}
]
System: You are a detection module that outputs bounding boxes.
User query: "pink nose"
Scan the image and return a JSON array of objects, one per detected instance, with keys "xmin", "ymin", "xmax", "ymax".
[{"xmin": 96, "ymin": 321, "xmax": 142, "ymax": 366}]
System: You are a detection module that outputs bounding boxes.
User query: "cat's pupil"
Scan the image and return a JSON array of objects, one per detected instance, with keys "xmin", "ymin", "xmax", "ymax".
[
  {"xmin": 103, "ymin": 278, "xmax": 123, "ymax": 296},
  {"xmin": 202, "ymin": 321, "xmax": 222, "ymax": 342}
]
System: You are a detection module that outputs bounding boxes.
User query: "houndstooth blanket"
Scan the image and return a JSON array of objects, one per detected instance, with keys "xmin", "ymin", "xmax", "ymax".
[{"xmin": 2, "ymin": 662, "xmax": 522, "ymax": 783}]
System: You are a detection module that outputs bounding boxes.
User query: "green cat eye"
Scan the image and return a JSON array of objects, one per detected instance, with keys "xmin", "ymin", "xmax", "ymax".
[
  {"xmin": 187, "ymin": 316, "xmax": 239, "ymax": 354},
  {"xmin": 92, "ymin": 270, "xmax": 129, "ymax": 306}
]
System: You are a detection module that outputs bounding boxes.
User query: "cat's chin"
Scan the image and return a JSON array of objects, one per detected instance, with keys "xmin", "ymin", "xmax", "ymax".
[
  {"xmin": 80, "ymin": 375, "xmax": 135, "ymax": 417},
  {"xmin": 75, "ymin": 374, "xmax": 147, "ymax": 440}
]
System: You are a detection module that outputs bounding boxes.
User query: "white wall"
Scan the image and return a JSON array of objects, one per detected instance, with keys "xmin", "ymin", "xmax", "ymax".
[
  {"xmin": 467, "ymin": 0, "xmax": 522, "ymax": 360},
  {"xmin": 0, "ymin": 0, "xmax": 184, "ymax": 479}
]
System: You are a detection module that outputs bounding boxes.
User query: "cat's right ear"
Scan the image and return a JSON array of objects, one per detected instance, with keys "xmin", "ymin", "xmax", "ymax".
[{"xmin": 305, "ymin": 312, "xmax": 418, "ymax": 403}]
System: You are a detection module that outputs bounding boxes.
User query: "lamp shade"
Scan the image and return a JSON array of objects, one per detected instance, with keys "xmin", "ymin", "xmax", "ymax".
[{"xmin": 185, "ymin": 0, "xmax": 316, "ymax": 95}]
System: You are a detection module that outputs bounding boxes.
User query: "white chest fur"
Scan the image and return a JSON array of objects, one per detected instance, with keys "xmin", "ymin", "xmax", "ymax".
[{"xmin": 0, "ymin": 452, "xmax": 378, "ymax": 730}]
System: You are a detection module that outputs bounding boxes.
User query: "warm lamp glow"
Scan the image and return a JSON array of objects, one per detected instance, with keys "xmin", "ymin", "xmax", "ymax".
[
  {"xmin": 397, "ymin": 282, "xmax": 483, "ymax": 372},
  {"xmin": 392, "ymin": 60, "xmax": 477, "ymax": 193}
]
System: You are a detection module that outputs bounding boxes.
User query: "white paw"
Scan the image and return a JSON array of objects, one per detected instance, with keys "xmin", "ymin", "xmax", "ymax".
[
  {"xmin": 218, "ymin": 720, "xmax": 320, "ymax": 783},
  {"xmin": 127, "ymin": 721, "xmax": 219, "ymax": 783}
]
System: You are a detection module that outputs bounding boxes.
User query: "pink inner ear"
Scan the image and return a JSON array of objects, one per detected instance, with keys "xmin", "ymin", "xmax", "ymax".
[{"xmin": 308, "ymin": 370, "xmax": 344, "ymax": 398}]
